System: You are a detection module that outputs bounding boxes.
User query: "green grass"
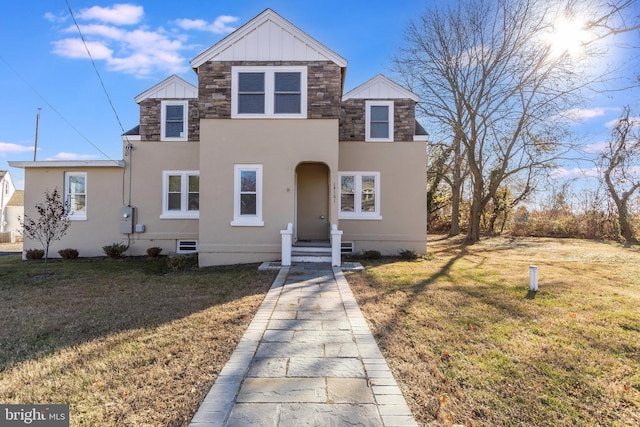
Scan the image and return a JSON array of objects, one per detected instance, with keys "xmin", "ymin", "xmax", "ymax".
[
  {"xmin": 0, "ymin": 255, "xmax": 276, "ymax": 426},
  {"xmin": 348, "ymin": 236, "xmax": 640, "ymax": 426}
]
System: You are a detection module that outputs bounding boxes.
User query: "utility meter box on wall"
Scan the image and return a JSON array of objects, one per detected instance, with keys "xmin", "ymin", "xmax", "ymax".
[{"xmin": 120, "ymin": 206, "xmax": 135, "ymax": 234}]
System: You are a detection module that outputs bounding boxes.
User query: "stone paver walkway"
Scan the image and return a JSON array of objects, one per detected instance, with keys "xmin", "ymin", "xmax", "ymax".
[{"xmin": 189, "ymin": 263, "xmax": 417, "ymax": 427}]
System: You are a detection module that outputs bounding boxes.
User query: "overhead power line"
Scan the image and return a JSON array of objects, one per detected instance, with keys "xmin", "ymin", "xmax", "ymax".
[
  {"xmin": 66, "ymin": 0, "xmax": 129, "ymax": 138},
  {"xmin": 0, "ymin": 54, "xmax": 114, "ymax": 160}
]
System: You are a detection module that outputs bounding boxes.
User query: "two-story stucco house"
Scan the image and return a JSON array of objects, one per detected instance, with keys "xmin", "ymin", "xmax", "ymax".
[{"xmin": 11, "ymin": 9, "xmax": 427, "ymax": 267}]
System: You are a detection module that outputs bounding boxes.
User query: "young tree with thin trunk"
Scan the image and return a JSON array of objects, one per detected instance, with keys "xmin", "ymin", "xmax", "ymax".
[
  {"xmin": 599, "ymin": 106, "xmax": 640, "ymax": 243},
  {"xmin": 394, "ymin": 0, "xmax": 633, "ymax": 243},
  {"xmin": 20, "ymin": 188, "xmax": 71, "ymax": 275}
]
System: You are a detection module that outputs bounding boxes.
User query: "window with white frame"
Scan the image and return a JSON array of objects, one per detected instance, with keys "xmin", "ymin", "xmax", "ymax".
[
  {"xmin": 232, "ymin": 66, "xmax": 307, "ymax": 118},
  {"xmin": 365, "ymin": 100, "xmax": 394, "ymax": 142},
  {"xmin": 161, "ymin": 171, "xmax": 199, "ymax": 218},
  {"xmin": 339, "ymin": 172, "xmax": 381, "ymax": 220},
  {"xmin": 64, "ymin": 172, "xmax": 87, "ymax": 220},
  {"xmin": 161, "ymin": 100, "xmax": 189, "ymax": 141},
  {"xmin": 231, "ymin": 164, "xmax": 264, "ymax": 226}
]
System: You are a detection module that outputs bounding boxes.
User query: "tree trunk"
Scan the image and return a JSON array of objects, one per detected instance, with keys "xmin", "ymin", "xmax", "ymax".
[
  {"xmin": 617, "ymin": 208, "xmax": 636, "ymax": 243},
  {"xmin": 449, "ymin": 183, "xmax": 461, "ymax": 236},
  {"xmin": 605, "ymin": 171, "xmax": 638, "ymax": 243},
  {"xmin": 467, "ymin": 177, "xmax": 484, "ymax": 243}
]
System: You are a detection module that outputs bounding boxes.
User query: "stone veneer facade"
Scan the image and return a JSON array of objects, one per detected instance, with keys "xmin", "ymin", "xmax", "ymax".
[
  {"xmin": 339, "ymin": 98, "xmax": 417, "ymax": 142},
  {"xmin": 137, "ymin": 62, "xmax": 417, "ymax": 143},
  {"xmin": 139, "ymin": 99, "xmax": 200, "ymax": 142},
  {"xmin": 196, "ymin": 61, "xmax": 343, "ymax": 120}
]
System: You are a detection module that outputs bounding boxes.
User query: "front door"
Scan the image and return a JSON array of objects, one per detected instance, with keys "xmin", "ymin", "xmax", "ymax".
[{"xmin": 296, "ymin": 163, "xmax": 329, "ymax": 241}]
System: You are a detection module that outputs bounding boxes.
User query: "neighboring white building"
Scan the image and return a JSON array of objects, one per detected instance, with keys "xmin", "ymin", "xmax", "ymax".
[{"xmin": 0, "ymin": 170, "xmax": 23, "ymax": 242}]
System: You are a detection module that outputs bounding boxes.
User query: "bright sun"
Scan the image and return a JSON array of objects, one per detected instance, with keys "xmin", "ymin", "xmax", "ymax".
[{"xmin": 547, "ymin": 16, "xmax": 588, "ymax": 57}]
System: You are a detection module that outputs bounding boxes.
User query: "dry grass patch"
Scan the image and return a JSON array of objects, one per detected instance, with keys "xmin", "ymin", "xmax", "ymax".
[
  {"xmin": 347, "ymin": 236, "xmax": 640, "ymax": 426},
  {"xmin": 0, "ymin": 256, "xmax": 276, "ymax": 426}
]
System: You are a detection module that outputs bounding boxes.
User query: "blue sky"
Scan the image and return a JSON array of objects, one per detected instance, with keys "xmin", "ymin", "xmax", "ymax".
[{"xmin": 1, "ymin": 1, "xmax": 638, "ymax": 191}]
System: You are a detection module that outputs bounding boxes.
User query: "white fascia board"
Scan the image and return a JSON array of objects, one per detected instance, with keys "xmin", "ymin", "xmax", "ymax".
[
  {"xmin": 190, "ymin": 8, "xmax": 347, "ymax": 69},
  {"xmin": 9, "ymin": 160, "xmax": 125, "ymax": 168},
  {"xmin": 134, "ymin": 74, "xmax": 197, "ymax": 103},
  {"xmin": 343, "ymin": 74, "xmax": 419, "ymax": 102}
]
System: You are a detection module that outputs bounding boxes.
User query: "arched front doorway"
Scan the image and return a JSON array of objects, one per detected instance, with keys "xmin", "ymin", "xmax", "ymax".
[{"xmin": 295, "ymin": 162, "xmax": 329, "ymax": 241}]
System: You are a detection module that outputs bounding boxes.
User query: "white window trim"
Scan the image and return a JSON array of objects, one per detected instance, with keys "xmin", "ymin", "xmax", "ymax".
[
  {"xmin": 365, "ymin": 100, "xmax": 394, "ymax": 142},
  {"xmin": 231, "ymin": 164, "xmax": 264, "ymax": 226},
  {"xmin": 338, "ymin": 172, "xmax": 382, "ymax": 220},
  {"xmin": 231, "ymin": 66, "xmax": 307, "ymax": 119},
  {"xmin": 64, "ymin": 172, "xmax": 87, "ymax": 221},
  {"xmin": 160, "ymin": 100, "xmax": 189, "ymax": 141},
  {"xmin": 160, "ymin": 171, "xmax": 199, "ymax": 219}
]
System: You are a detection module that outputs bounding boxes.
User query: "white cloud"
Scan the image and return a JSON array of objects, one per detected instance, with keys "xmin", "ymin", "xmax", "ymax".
[
  {"xmin": 44, "ymin": 12, "xmax": 67, "ymax": 24},
  {"xmin": 46, "ymin": 152, "xmax": 99, "ymax": 161},
  {"xmin": 0, "ymin": 142, "xmax": 35, "ymax": 156},
  {"xmin": 77, "ymin": 4, "xmax": 144, "ymax": 26},
  {"xmin": 605, "ymin": 115, "xmax": 640, "ymax": 128},
  {"xmin": 175, "ymin": 15, "xmax": 238, "ymax": 34},
  {"xmin": 584, "ymin": 141, "xmax": 608, "ymax": 154},
  {"xmin": 560, "ymin": 108, "xmax": 608, "ymax": 122},
  {"xmin": 48, "ymin": 8, "xmax": 238, "ymax": 77},
  {"xmin": 64, "ymin": 24, "xmax": 127, "ymax": 40},
  {"xmin": 52, "ymin": 38, "xmax": 113, "ymax": 59},
  {"xmin": 552, "ymin": 167, "xmax": 600, "ymax": 180}
]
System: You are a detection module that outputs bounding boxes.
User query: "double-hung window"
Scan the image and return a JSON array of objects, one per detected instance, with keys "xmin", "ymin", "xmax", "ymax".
[
  {"xmin": 64, "ymin": 172, "xmax": 87, "ymax": 220},
  {"xmin": 161, "ymin": 171, "xmax": 199, "ymax": 218},
  {"xmin": 231, "ymin": 164, "xmax": 264, "ymax": 226},
  {"xmin": 161, "ymin": 100, "xmax": 189, "ymax": 141},
  {"xmin": 365, "ymin": 100, "xmax": 394, "ymax": 142},
  {"xmin": 339, "ymin": 172, "xmax": 381, "ymax": 220},
  {"xmin": 232, "ymin": 66, "xmax": 307, "ymax": 118}
]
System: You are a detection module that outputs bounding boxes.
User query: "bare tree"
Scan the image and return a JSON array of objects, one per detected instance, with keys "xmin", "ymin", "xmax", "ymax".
[
  {"xmin": 20, "ymin": 188, "xmax": 71, "ymax": 274},
  {"xmin": 599, "ymin": 106, "xmax": 640, "ymax": 242},
  {"xmin": 394, "ymin": 0, "xmax": 630, "ymax": 243}
]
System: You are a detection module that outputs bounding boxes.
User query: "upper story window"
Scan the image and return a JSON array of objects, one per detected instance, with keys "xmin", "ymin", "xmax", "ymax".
[
  {"xmin": 64, "ymin": 172, "xmax": 87, "ymax": 220},
  {"xmin": 161, "ymin": 171, "xmax": 199, "ymax": 219},
  {"xmin": 161, "ymin": 100, "xmax": 189, "ymax": 141},
  {"xmin": 232, "ymin": 66, "xmax": 307, "ymax": 118},
  {"xmin": 365, "ymin": 100, "xmax": 394, "ymax": 142}
]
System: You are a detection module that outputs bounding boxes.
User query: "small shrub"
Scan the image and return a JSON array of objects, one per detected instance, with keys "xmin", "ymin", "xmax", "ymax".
[
  {"xmin": 399, "ymin": 249, "xmax": 419, "ymax": 261},
  {"xmin": 58, "ymin": 248, "xmax": 79, "ymax": 260},
  {"xmin": 102, "ymin": 243, "xmax": 129, "ymax": 259},
  {"xmin": 362, "ymin": 249, "xmax": 382, "ymax": 260},
  {"xmin": 25, "ymin": 249, "xmax": 45, "ymax": 260},
  {"xmin": 146, "ymin": 247, "xmax": 163, "ymax": 258},
  {"xmin": 165, "ymin": 254, "xmax": 197, "ymax": 272}
]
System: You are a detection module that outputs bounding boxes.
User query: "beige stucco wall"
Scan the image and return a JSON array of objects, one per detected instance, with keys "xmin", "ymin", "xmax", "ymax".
[
  {"xmin": 198, "ymin": 118, "xmax": 339, "ymax": 266},
  {"xmin": 22, "ymin": 167, "xmax": 124, "ymax": 258},
  {"xmin": 125, "ymin": 140, "xmax": 200, "ymax": 256},
  {"xmin": 338, "ymin": 140, "xmax": 427, "ymax": 255}
]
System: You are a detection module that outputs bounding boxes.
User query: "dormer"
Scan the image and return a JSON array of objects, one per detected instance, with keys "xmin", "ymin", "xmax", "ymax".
[
  {"xmin": 133, "ymin": 75, "xmax": 198, "ymax": 142},
  {"xmin": 341, "ymin": 74, "xmax": 421, "ymax": 142},
  {"xmin": 190, "ymin": 8, "xmax": 347, "ymax": 120}
]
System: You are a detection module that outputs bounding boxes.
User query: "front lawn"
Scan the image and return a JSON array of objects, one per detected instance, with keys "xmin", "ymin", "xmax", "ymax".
[
  {"xmin": 0, "ymin": 255, "xmax": 275, "ymax": 426},
  {"xmin": 348, "ymin": 236, "xmax": 640, "ymax": 426}
]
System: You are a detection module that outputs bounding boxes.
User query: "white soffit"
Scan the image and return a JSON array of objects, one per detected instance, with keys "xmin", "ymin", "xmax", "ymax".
[
  {"xmin": 190, "ymin": 9, "xmax": 347, "ymax": 69},
  {"xmin": 343, "ymin": 74, "xmax": 419, "ymax": 102},
  {"xmin": 134, "ymin": 75, "xmax": 197, "ymax": 103}
]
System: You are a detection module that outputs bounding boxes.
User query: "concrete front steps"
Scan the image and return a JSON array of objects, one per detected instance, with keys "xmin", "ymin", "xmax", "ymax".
[{"xmin": 291, "ymin": 241, "xmax": 331, "ymax": 263}]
